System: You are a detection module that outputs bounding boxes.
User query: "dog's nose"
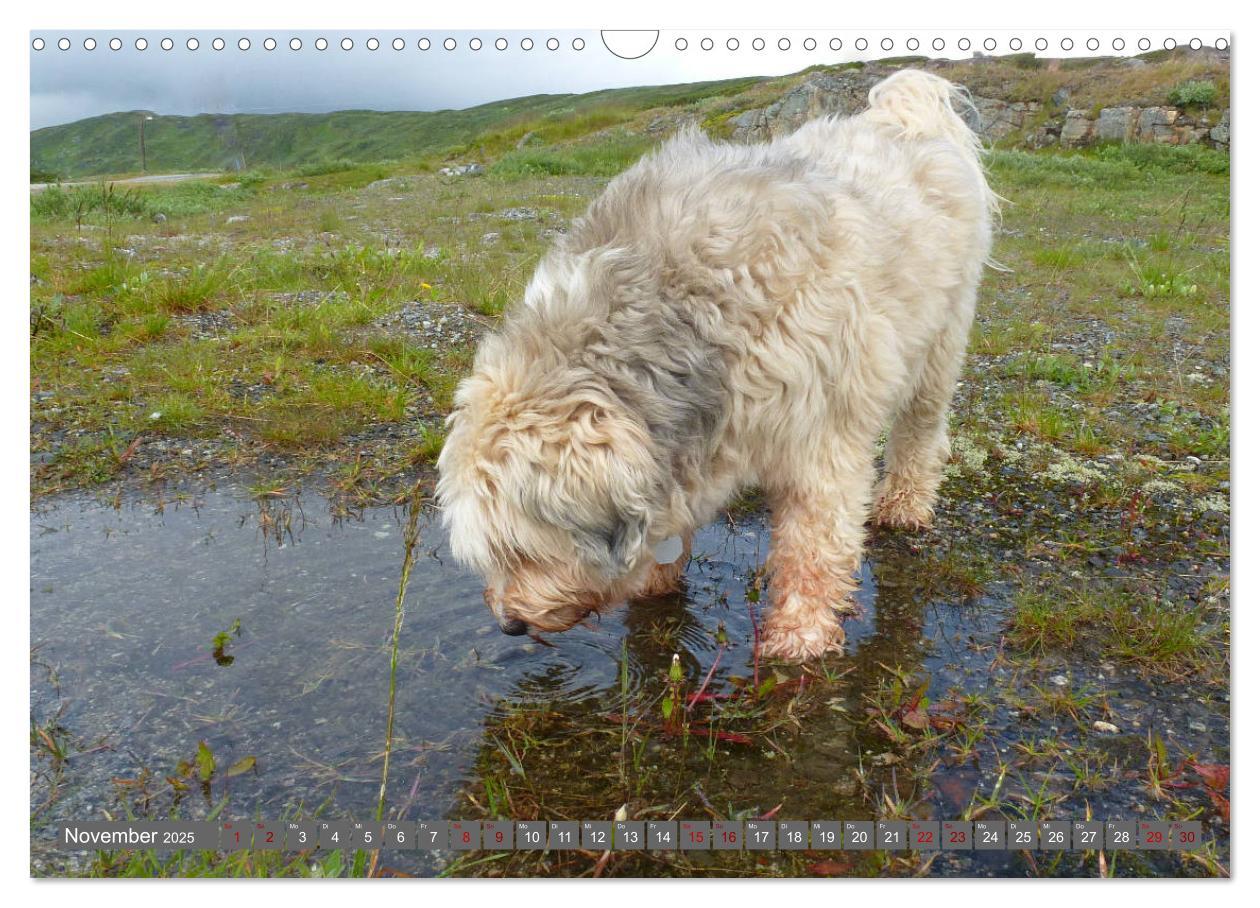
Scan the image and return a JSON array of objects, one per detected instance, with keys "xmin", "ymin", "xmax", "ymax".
[{"xmin": 498, "ymin": 616, "xmax": 529, "ymax": 636}]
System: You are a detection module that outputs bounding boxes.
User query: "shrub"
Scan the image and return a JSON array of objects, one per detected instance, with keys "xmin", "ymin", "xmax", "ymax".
[{"xmin": 1168, "ymin": 80, "xmax": 1218, "ymax": 107}]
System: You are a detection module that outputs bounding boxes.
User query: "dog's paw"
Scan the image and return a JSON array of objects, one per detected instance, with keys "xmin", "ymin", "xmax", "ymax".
[
  {"xmin": 760, "ymin": 596, "xmax": 848, "ymax": 662},
  {"xmin": 636, "ymin": 560, "xmax": 685, "ymax": 597},
  {"xmin": 872, "ymin": 484, "xmax": 935, "ymax": 531}
]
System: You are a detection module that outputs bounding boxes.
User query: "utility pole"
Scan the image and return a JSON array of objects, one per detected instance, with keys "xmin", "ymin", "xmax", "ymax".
[{"xmin": 140, "ymin": 115, "xmax": 154, "ymax": 172}]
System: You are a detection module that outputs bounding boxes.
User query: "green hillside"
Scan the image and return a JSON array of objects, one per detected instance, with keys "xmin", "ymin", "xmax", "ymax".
[{"xmin": 30, "ymin": 77, "xmax": 764, "ymax": 178}]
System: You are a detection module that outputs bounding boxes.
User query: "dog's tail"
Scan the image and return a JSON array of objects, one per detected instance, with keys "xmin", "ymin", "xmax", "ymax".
[{"xmin": 865, "ymin": 69, "xmax": 1002, "ymax": 223}]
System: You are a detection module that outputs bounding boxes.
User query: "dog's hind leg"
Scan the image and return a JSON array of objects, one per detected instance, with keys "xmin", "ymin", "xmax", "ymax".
[
  {"xmin": 760, "ymin": 456, "xmax": 873, "ymax": 661},
  {"xmin": 873, "ymin": 307, "xmax": 973, "ymax": 531}
]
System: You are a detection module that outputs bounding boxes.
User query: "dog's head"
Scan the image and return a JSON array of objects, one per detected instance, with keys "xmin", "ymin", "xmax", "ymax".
[{"xmin": 437, "ymin": 338, "xmax": 665, "ymax": 636}]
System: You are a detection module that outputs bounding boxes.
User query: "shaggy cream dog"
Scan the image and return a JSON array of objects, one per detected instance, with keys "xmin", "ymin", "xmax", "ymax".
[{"xmin": 437, "ymin": 70, "xmax": 995, "ymax": 661}]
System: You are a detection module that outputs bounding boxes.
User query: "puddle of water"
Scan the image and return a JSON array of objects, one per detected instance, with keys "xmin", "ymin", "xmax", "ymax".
[{"xmin": 30, "ymin": 484, "xmax": 1226, "ymax": 877}]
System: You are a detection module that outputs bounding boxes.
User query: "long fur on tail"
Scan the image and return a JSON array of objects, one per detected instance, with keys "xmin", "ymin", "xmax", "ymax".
[{"xmin": 866, "ymin": 69, "xmax": 1005, "ymax": 242}]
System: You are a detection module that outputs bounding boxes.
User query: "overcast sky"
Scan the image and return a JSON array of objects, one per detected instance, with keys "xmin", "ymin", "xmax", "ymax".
[{"xmin": 30, "ymin": 28, "xmax": 1222, "ymax": 130}]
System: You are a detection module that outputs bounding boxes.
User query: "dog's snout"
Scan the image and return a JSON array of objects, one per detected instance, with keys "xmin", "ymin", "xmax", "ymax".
[{"xmin": 498, "ymin": 615, "xmax": 529, "ymax": 636}]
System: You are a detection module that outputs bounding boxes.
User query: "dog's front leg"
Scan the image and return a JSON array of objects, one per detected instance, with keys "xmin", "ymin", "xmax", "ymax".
[{"xmin": 760, "ymin": 485, "xmax": 865, "ymax": 661}]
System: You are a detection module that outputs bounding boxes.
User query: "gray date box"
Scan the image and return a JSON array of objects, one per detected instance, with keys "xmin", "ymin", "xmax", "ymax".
[
  {"xmin": 613, "ymin": 820, "xmax": 644, "ymax": 850},
  {"xmin": 483, "ymin": 821, "xmax": 513, "ymax": 849},
  {"xmin": 1007, "ymin": 821, "xmax": 1037, "ymax": 850},
  {"xmin": 548, "ymin": 820, "xmax": 579, "ymax": 850},
  {"xmin": 646, "ymin": 821, "xmax": 677, "ymax": 850},
  {"xmin": 515, "ymin": 821, "xmax": 546, "ymax": 851},
  {"xmin": 284, "ymin": 821, "xmax": 318, "ymax": 851},
  {"xmin": 382, "ymin": 821, "xmax": 416, "ymax": 849},
  {"xmin": 581, "ymin": 821, "xmax": 611, "ymax": 850},
  {"xmin": 1137, "ymin": 821, "xmax": 1169, "ymax": 850},
  {"xmin": 909, "ymin": 820, "xmax": 940, "ymax": 850},
  {"xmin": 1169, "ymin": 821, "xmax": 1202, "ymax": 851},
  {"xmin": 1040, "ymin": 821, "xmax": 1070, "ymax": 850},
  {"xmin": 712, "ymin": 820, "xmax": 742, "ymax": 850},
  {"xmin": 415, "ymin": 820, "xmax": 448, "ymax": 850},
  {"xmin": 844, "ymin": 821, "xmax": 875, "ymax": 850},
  {"xmin": 1072, "ymin": 821, "xmax": 1103, "ymax": 850},
  {"xmin": 942, "ymin": 821, "xmax": 972, "ymax": 850},
  {"xmin": 745, "ymin": 820, "xmax": 776, "ymax": 850},
  {"xmin": 877, "ymin": 820, "xmax": 908, "ymax": 851},
  {"xmin": 680, "ymin": 820, "xmax": 710, "ymax": 850},
  {"xmin": 974, "ymin": 820, "xmax": 1005, "ymax": 850},
  {"xmin": 778, "ymin": 821, "xmax": 808, "ymax": 850},
  {"xmin": 810, "ymin": 821, "xmax": 842, "ymax": 850},
  {"xmin": 1106, "ymin": 821, "xmax": 1136, "ymax": 850}
]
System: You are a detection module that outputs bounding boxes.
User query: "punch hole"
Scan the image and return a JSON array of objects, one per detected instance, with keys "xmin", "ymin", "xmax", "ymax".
[
  {"xmin": 495, "ymin": 38, "xmax": 507, "ymax": 50},
  {"xmin": 1138, "ymin": 38, "xmax": 1150, "ymax": 51},
  {"xmin": 289, "ymin": 38, "xmax": 301, "ymax": 51},
  {"xmin": 1061, "ymin": 38, "xmax": 1074, "ymax": 51},
  {"xmin": 958, "ymin": 38, "xmax": 970, "ymax": 51},
  {"xmin": 675, "ymin": 38, "xmax": 687, "ymax": 50},
  {"xmin": 701, "ymin": 37, "xmax": 713, "ymax": 51},
  {"xmin": 236, "ymin": 38, "xmax": 248, "ymax": 51},
  {"xmin": 84, "ymin": 38, "xmax": 97, "ymax": 51},
  {"xmin": 136, "ymin": 38, "xmax": 148, "ymax": 51},
  {"xmin": 547, "ymin": 38, "xmax": 559, "ymax": 50},
  {"xmin": 110, "ymin": 38, "xmax": 123, "ymax": 50},
  {"xmin": 341, "ymin": 38, "xmax": 354, "ymax": 51},
  {"xmin": 263, "ymin": 38, "xmax": 276, "ymax": 51},
  {"xmin": 1010, "ymin": 38, "xmax": 1022, "ymax": 50},
  {"xmin": 906, "ymin": 38, "xmax": 919, "ymax": 51},
  {"xmin": 161, "ymin": 38, "xmax": 173, "ymax": 51},
  {"xmin": 185, "ymin": 38, "xmax": 197, "ymax": 51},
  {"xmin": 777, "ymin": 38, "xmax": 790, "ymax": 51},
  {"xmin": 212, "ymin": 38, "xmax": 224, "ymax": 51},
  {"xmin": 419, "ymin": 38, "xmax": 431, "ymax": 50},
  {"xmin": 367, "ymin": 37, "xmax": 380, "ymax": 51},
  {"xmin": 726, "ymin": 38, "xmax": 739, "ymax": 50},
  {"xmin": 830, "ymin": 38, "xmax": 842, "ymax": 51},
  {"xmin": 855, "ymin": 37, "xmax": 868, "ymax": 51},
  {"xmin": 32, "ymin": 37, "xmax": 45, "ymax": 51},
  {"xmin": 1163, "ymin": 38, "xmax": 1176, "ymax": 50},
  {"xmin": 752, "ymin": 37, "xmax": 765, "ymax": 51},
  {"xmin": 1112, "ymin": 38, "xmax": 1125, "ymax": 51},
  {"xmin": 470, "ymin": 38, "xmax": 483, "ymax": 51},
  {"xmin": 932, "ymin": 38, "xmax": 945, "ymax": 51},
  {"xmin": 1086, "ymin": 37, "xmax": 1099, "ymax": 51},
  {"xmin": 803, "ymin": 37, "xmax": 816, "ymax": 51},
  {"xmin": 521, "ymin": 38, "xmax": 533, "ymax": 50},
  {"xmin": 58, "ymin": 37, "xmax": 70, "ymax": 50},
  {"xmin": 983, "ymin": 38, "xmax": 996, "ymax": 51},
  {"xmin": 572, "ymin": 38, "xmax": 585, "ymax": 51},
  {"xmin": 445, "ymin": 38, "xmax": 458, "ymax": 50},
  {"xmin": 315, "ymin": 38, "xmax": 328, "ymax": 51},
  {"xmin": 1189, "ymin": 37, "xmax": 1202, "ymax": 50},
  {"xmin": 880, "ymin": 37, "xmax": 893, "ymax": 51},
  {"xmin": 1035, "ymin": 37, "xmax": 1048, "ymax": 51},
  {"xmin": 1215, "ymin": 37, "xmax": 1228, "ymax": 50},
  {"xmin": 601, "ymin": 30, "xmax": 658, "ymax": 59}
]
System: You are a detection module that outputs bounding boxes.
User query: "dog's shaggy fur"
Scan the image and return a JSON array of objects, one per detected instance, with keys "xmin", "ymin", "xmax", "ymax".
[{"xmin": 437, "ymin": 70, "xmax": 995, "ymax": 660}]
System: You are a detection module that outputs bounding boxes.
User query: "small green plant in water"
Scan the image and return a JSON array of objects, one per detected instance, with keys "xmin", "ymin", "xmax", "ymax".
[{"xmin": 210, "ymin": 618, "xmax": 241, "ymax": 666}]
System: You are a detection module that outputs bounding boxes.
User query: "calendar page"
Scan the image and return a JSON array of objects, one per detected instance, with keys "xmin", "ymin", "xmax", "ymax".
[{"xmin": 26, "ymin": 9, "xmax": 1231, "ymax": 887}]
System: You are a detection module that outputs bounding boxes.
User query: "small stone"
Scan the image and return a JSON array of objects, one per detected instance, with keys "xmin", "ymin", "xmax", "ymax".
[
  {"xmin": 1188, "ymin": 721, "xmax": 1208, "ymax": 733},
  {"xmin": 226, "ymin": 215, "xmax": 250, "ymax": 224},
  {"xmin": 1050, "ymin": 674, "xmax": 1069, "ymax": 687},
  {"xmin": 1093, "ymin": 721, "xmax": 1120, "ymax": 734}
]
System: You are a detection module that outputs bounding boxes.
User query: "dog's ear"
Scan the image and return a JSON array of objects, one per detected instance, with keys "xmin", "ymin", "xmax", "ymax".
[{"xmin": 568, "ymin": 509, "xmax": 648, "ymax": 578}]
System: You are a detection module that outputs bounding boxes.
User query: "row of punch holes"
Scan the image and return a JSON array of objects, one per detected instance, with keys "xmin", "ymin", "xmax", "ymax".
[{"xmin": 33, "ymin": 35, "xmax": 1229, "ymax": 53}]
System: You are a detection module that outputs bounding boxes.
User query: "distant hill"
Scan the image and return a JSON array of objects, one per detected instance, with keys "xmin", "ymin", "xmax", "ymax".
[
  {"xmin": 30, "ymin": 77, "xmax": 764, "ymax": 178},
  {"xmin": 31, "ymin": 48, "xmax": 1229, "ymax": 180}
]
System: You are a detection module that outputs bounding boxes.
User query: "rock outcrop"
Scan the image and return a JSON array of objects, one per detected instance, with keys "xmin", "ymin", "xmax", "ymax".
[{"xmin": 726, "ymin": 69, "xmax": 1229, "ymax": 151}]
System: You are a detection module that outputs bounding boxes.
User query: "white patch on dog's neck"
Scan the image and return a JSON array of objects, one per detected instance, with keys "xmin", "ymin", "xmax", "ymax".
[{"xmin": 653, "ymin": 535, "xmax": 683, "ymax": 564}]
